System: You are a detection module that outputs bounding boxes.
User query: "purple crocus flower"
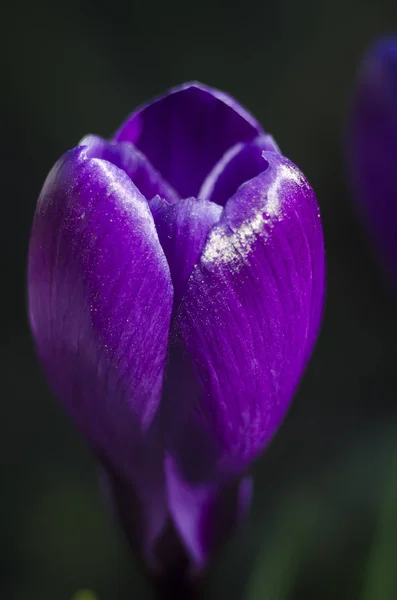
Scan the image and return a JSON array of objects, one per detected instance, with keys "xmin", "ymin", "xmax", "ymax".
[
  {"xmin": 348, "ymin": 38, "xmax": 397, "ymax": 282},
  {"xmin": 28, "ymin": 82, "xmax": 325, "ymax": 575}
]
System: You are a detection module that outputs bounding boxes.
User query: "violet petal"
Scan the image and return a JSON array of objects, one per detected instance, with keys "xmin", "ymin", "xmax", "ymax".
[
  {"xmin": 114, "ymin": 82, "xmax": 263, "ymax": 198},
  {"xmin": 28, "ymin": 145, "xmax": 173, "ymax": 484},
  {"xmin": 199, "ymin": 134, "xmax": 281, "ymax": 206},
  {"xmin": 165, "ymin": 454, "xmax": 253, "ymax": 569},
  {"xmin": 149, "ymin": 195, "xmax": 222, "ymax": 307},
  {"xmin": 174, "ymin": 151, "xmax": 325, "ymax": 481},
  {"xmin": 348, "ymin": 37, "xmax": 397, "ymax": 281},
  {"xmin": 98, "ymin": 429, "xmax": 168, "ymax": 569},
  {"xmin": 81, "ymin": 134, "xmax": 179, "ymax": 203}
]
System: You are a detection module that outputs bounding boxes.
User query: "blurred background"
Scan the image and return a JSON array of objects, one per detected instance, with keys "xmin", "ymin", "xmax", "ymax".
[{"xmin": 2, "ymin": 0, "xmax": 397, "ymax": 598}]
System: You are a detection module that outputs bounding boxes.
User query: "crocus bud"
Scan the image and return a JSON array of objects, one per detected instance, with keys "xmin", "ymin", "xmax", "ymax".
[
  {"xmin": 28, "ymin": 82, "xmax": 325, "ymax": 575},
  {"xmin": 348, "ymin": 38, "xmax": 397, "ymax": 282}
]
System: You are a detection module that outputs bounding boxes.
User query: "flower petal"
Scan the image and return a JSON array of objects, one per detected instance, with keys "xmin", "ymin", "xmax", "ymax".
[
  {"xmin": 173, "ymin": 151, "xmax": 325, "ymax": 481},
  {"xmin": 28, "ymin": 146, "xmax": 173, "ymax": 483},
  {"xmin": 165, "ymin": 454, "xmax": 253, "ymax": 569},
  {"xmin": 347, "ymin": 37, "xmax": 397, "ymax": 280},
  {"xmin": 81, "ymin": 134, "xmax": 179, "ymax": 203},
  {"xmin": 149, "ymin": 196, "xmax": 222, "ymax": 307},
  {"xmin": 98, "ymin": 428, "xmax": 168, "ymax": 569},
  {"xmin": 198, "ymin": 134, "xmax": 280, "ymax": 206},
  {"xmin": 114, "ymin": 82, "xmax": 262, "ymax": 198}
]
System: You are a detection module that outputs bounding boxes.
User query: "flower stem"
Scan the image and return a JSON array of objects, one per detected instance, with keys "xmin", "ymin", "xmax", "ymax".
[{"xmin": 153, "ymin": 571, "xmax": 203, "ymax": 600}]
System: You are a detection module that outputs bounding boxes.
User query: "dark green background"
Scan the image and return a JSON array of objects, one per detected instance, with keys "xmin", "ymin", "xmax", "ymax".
[{"xmin": 2, "ymin": 1, "xmax": 397, "ymax": 598}]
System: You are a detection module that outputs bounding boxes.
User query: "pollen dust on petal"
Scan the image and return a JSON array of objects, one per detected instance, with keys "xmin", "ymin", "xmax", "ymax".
[{"xmin": 201, "ymin": 163, "xmax": 306, "ymax": 273}]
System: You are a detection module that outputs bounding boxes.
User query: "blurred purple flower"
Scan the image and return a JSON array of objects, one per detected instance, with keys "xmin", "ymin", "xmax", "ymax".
[
  {"xmin": 28, "ymin": 82, "xmax": 325, "ymax": 573},
  {"xmin": 348, "ymin": 37, "xmax": 397, "ymax": 282}
]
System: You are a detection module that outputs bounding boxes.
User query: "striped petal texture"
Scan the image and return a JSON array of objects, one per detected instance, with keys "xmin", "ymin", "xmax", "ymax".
[{"xmin": 28, "ymin": 82, "xmax": 325, "ymax": 574}]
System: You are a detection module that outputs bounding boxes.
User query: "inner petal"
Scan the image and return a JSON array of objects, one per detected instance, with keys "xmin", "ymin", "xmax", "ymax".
[
  {"xmin": 114, "ymin": 82, "xmax": 262, "ymax": 198},
  {"xmin": 199, "ymin": 134, "xmax": 281, "ymax": 206},
  {"xmin": 149, "ymin": 195, "xmax": 222, "ymax": 307},
  {"xmin": 81, "ymin": 134, "xmax": 179, "ymax": 204}
]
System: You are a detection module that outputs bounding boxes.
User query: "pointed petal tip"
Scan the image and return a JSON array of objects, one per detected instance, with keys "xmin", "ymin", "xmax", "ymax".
[
  {"xmin": 77, "ymin": 134, "xmax": 179, "ymax": 203},
  {"xmin": 198, "ymin": 134, "xmax": 281, "ymax": 206},
  {"xmin": 114, "ymin": 81, "xmax": 263, "ymax": 198}
]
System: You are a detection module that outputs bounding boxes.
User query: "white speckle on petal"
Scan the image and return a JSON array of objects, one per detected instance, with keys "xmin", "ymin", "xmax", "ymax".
[
  {"xmin": 267, "ymin": 163, "xmax": 304, "ymax": 216},
  {"xmin": 202, "ymin": 162, "xmax": 304, "ymax": 272},
  {"xmin": 202, "ymin": 209, "xmax": 265, "ymax": 272}
]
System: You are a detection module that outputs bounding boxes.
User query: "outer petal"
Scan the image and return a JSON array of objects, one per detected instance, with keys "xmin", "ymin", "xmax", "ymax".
[
  {"xmin": 149, "ymin": 196, "xmax": 222, "ymax": 306},
  {"xmin": 98, "ymin": 428, "xmax": 168, "ymax": 569},
  {"xmin": 28, "ymin": 146, "xmax": 173, "ymax": 483},
  {"xmin": 174, "ymin": 151, "xmax": 325, "ymax": 481},
  {"xmin": 114, "ymin": 82, "xmax": 262, "ymax": 198},
  {"xmin": 80, "ymin": 135, "xmax": 179, "ymax": 203},
  {"xmin": 347, "ymin": 37, "xmax": 397, "ymax": 281},
  {"xmin": 165, "ymin": 455, "xmax": 253, "ymax": 570},
  {"xmin": 198, "ymin": 134, "xmax": 281, "ymax": 206}
]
